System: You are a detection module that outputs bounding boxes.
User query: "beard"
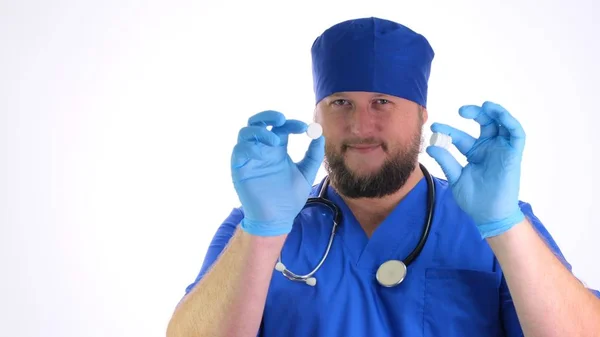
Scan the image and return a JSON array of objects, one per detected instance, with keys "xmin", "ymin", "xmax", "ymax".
[{"xmin": 324, "ymin": 128, "xmax": 423, "ymax": 199}]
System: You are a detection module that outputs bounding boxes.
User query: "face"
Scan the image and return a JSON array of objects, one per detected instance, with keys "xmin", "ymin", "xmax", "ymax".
[{"xmin": 315, "ymin": 91, "xmax": 428, "ymax": 199}]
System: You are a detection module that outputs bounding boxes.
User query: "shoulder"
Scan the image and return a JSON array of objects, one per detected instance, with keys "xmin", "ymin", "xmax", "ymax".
[
  {"xmin": 182, "ymin": 207, "xmax": 245, "ymax": 294},
  {"xmin": 212, "ymin": 206, "xmax": 245, "ymax": 240},
  {"xmin": 516, "ymin": 200, "xmax": 573, "ymax": 270},
  {"xmin": 432, "ymin": 174, "xmax": 571, "ymax": 267},
  {"xmin": 208, "ymin": 178, "xmax": 326, "ymax": 242}
]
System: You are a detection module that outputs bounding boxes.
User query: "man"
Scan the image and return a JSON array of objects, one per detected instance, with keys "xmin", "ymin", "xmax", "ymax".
[{"xmin": 167, "ymin": 17, "xmax": 600, "ymax": 337}]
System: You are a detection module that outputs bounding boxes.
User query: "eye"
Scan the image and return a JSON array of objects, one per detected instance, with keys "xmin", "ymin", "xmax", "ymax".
[
  {"xmin": 331, "ymin": 99, "xmax": 350, "ymax": 106},
  {"xmin": 375, "ymin": 99, "xmax": 390, "ymax": 104}
]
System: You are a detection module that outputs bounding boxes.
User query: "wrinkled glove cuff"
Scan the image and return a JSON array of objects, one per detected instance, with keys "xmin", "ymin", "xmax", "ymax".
[
  {"xmin": 240, "ymin": 218, "xmax": 294, "ymax": 237},
  {"xmin": 478, "ymin": 210, "xmax": 526, "ymax": 239}
]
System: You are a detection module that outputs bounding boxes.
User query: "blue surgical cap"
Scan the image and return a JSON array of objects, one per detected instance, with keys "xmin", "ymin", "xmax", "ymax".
[{"xmin": 311, "ymin": 17, "xmax": 435, "ymax": 107}]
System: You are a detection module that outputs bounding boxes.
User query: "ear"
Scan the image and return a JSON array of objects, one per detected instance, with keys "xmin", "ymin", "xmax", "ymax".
[
  {"xmin": 420, "ymin": 105, "xmax": 428, "ymax": 124},
  {"xmin": 313, "ymin": 105, "xmax": 321, "ymax": 123}
]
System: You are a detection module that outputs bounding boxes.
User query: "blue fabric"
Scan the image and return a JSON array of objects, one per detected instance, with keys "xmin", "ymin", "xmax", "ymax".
[
  {"xmin": 184, "ymin": 175, "xmax": 598, "ymax": 336},
  {"xmin": 311, "ymin": 17, "xmax": 435, "ymax": 107}
]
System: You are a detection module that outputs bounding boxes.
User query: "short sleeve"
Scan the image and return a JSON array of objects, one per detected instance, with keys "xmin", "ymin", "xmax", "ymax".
[
  {"xmin": 183, "ymin": 207, "xmax": 245, "ymax": 295},
  {"xmin": 500, "ymin": 201, "xmax": 600, "ymax": 336}
]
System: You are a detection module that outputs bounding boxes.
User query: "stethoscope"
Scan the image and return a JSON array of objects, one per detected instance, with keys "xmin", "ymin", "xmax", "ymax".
[{"xmin": 274, "ymin": 163, "xmax": 435, "ymax": 288}]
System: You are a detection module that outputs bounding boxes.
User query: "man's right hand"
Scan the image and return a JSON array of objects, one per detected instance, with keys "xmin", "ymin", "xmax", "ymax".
[{"xmin": 231, "ymin": 110, "xmax": 325, "ymax": 237}]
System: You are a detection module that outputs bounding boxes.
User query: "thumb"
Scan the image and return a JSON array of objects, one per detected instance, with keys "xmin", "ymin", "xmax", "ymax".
[
  {"xmin": 296, "ymin": 136, "xmax": 325, "ymax": 183},
  {"xmin": 426, "ymin": 145, "xmax": 462, "ymax": 185}
]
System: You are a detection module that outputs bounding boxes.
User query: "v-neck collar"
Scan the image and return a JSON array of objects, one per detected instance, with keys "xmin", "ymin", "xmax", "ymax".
[{"xmin": 325, "ymin": 178, "xmax": 429, "ymax": 271}]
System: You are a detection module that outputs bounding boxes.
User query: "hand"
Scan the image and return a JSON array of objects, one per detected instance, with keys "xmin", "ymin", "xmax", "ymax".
[
  {"xmin": 426, "ymin": 101, "xmax": 526, "ymax": 239},
  {"xmin": 231, "ymin": 110, "xmax": 325, "ymax": 236}
]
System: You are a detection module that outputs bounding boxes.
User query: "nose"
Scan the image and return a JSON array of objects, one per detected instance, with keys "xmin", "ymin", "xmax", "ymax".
[{"xmin": 349, "ymin": 105, "xmax": 377, "ymax": 137}]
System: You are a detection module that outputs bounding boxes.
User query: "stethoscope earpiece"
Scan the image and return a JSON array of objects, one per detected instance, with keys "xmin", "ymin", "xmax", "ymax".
[{"xmin": 274, "ymin": 261, "xmax": 317, "ymax": 286}]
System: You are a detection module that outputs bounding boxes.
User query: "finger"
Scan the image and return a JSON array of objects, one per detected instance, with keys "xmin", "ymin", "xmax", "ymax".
[
  {"xmin": 238, "ymin": 126, "xmax": 280, "ymax": 146},
  {"xmin": 248, "ymin": 110, "xmax": 287, "ymax": 128},
  {"xmin": 459, "ymin": 105, "xmax": 498, "ymax": 138},
  {"xmin": 231, "ymin": 142, "xmax": 263, "ymax": 169},
  {"xmin": 296, "ymin": 136, "xmax": 325, "ymax": 182},
  {"xmin": 430, "ymin": 122, "xmax": 476, "ymax": 156},
  {"xmin": 426, "ymin": 146, "xmax": 462, "ymax": 185},
  {"xmin": 481, "ymin": 101, "xmax": 526, "ymax": 151},
  {"xmin": 499, "ymin": 125, "xmax": 510, "ymax": 139},
  {"xmin": 271, "ymin": 119, "xmax": 308, "ymax": 146}
]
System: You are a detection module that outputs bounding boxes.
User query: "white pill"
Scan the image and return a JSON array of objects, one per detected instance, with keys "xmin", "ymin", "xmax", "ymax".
[
  {"xmin": 430, "ymin": 132, "xmax": 452, "ymax": 149},
  {"xmin": 306, "ymin": 122, "xmax": 323, "ymax": 139}
]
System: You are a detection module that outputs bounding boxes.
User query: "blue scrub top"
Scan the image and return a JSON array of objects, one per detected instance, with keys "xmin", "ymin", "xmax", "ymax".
[{"xmin": 184, "ymin": 174, "xmax": 599, "ymax": 336}]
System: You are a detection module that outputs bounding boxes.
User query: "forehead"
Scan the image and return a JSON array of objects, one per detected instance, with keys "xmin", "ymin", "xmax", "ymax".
[{"xmin": 327, "ymin": 91, "xmax": 392, "ymax": 99}]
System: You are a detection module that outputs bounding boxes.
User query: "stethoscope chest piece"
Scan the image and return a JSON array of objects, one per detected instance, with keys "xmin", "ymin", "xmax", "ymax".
[{"xmin": 376, "ymin": 260, "xmax": 407, "ymax": 287}]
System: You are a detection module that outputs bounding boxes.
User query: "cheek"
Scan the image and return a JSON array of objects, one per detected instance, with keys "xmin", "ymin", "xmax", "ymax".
[
  {"xmin": 324, "ymin": 136, "xmax": 344, "ymax": 153},
  {"xmin": 380, "ymin": 124, "xmax": 420, "ymax": 150},
  {"xmin": 319, "ymin": 117, "xmax": 346, "ymax": 138},
  {"xmin": 322, "ymin": 126, "xmax": 343, "ymax": 141}
]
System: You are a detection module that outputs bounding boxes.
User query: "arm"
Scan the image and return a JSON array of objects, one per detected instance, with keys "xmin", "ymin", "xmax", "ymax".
[
  {"xmin": 488, "ymin": 218, "xmax": 600, "ymax": 337},
  {"xmin": 426, "ymin": 101, "xmax": 599, "ymax": 336},
  {"xmin": 167, "ymin": 110, "xmax": 325, "ymax": 337},
  {"xmin": 167, "ymin": 225, "xmax": 286, "ymax": 337}
]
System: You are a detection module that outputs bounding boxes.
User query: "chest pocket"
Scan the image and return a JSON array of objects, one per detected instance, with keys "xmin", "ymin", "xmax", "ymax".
[{"xmin": 423, "ymin": 268, "xmax": 503, "ymax": 337}]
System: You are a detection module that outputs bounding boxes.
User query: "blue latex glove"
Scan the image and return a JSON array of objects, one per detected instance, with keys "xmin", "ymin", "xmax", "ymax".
[
  {"xmin": 231, "ymin": 110, "xmax": 325, "ymax": 236},
  {"xmin": 426, "ymin": 101, "xmax": 526, "ymax": 239}
]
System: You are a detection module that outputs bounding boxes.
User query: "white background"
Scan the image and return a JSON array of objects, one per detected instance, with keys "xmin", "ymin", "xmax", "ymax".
[{"xmin": 2, "ymin": 0, "xmax": 598, "ymax": 336}]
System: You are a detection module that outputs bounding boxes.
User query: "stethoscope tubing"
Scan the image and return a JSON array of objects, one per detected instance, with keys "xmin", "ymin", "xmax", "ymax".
[{"xmin": 275, "ymin": 163, "xmax": 435, "ymax": 287}]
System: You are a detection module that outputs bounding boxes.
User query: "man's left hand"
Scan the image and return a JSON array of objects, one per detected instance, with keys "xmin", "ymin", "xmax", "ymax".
[{"xmin": 426, "ymin": 101, "xmax": 526, "ymax": 239}]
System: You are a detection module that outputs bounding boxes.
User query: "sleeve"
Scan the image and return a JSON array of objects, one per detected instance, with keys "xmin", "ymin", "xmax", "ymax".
[
  {"xmin": 183, "ymin": 207, "xmax": 245, "ymax": 295},
  {"xmin": 500, "ymin": 201, "xmax": 600, "ymax": 336}
]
